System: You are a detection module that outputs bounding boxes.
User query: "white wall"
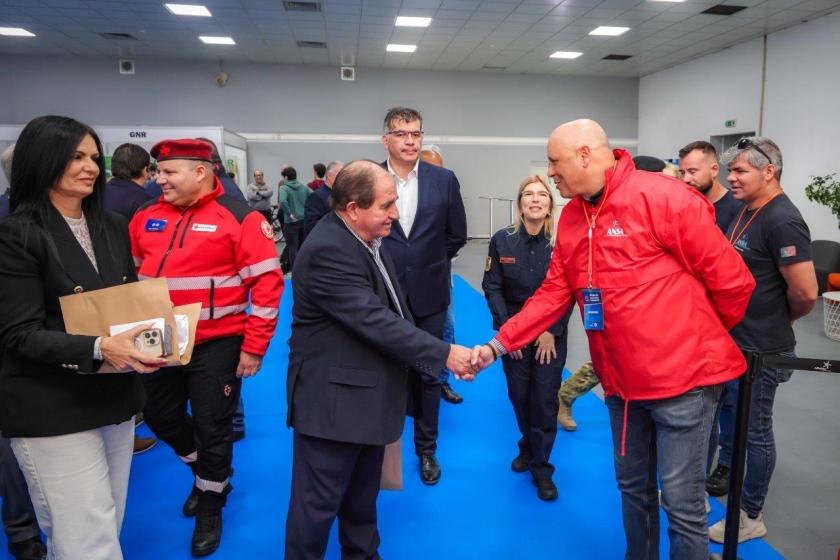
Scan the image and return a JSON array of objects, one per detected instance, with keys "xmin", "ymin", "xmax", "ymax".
[
  {"xmin": 1, "ymin": 55, "xmax": 639, "ymax": 236},
  {"xmin": 638, "ymin": 14, "xmax": 840, "ymax": 242}
]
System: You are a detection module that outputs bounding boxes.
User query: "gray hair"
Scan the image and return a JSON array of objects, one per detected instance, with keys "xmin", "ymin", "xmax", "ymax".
[
  {"xmin": 1, "ymin": 143, "xmax": 14, "ymax": 182},
  {"xmin": 421, "ymin": 144, "xmax": 441, "ymax": 155},
  {"xmin": 721, "ymin": 136, "xmax": 783, "ymax": 180},
  {"xmin": 383, "ymin": 107, "xmax": 422, "ymax": 133},
  {"xmin": 325, "ymin": 160, "xmax": 343, "ymax": 176}
]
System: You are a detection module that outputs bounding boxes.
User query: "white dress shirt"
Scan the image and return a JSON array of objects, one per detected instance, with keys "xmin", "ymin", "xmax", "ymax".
[{"xmin": 387, "ymin": 158, "xmax": 420, "ymax": 237}]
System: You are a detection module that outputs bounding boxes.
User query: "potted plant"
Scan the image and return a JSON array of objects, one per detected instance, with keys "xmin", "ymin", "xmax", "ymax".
[{"xmin": 805, "ymin": 173, "xmax": 840, "ymax": 228}]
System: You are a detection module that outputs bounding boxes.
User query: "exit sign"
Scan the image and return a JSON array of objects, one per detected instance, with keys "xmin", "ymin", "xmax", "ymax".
[{"xmin": 725, "ymin": 119, "xmax": 737, "ymax": 128}]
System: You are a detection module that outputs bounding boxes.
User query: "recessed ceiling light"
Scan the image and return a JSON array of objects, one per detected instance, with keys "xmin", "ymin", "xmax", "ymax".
[
  {"xmin": 386, "ymin": 44, "xmax": 416, "ymax": 53},
  {"xmin": 0, "ymin": 27, "xmax": 35, "ymax": 37},
  {"xmin": 395, "ymin": 16, "xmax": 432, "ymax": 27},
  {"xmin": 199, "ymin": 36, "xmax": 235, "ymax": 45},
  {"xmin": 550, "ymin": 51, "xmax": 583, "ymax": 59},
  {"xmin": 589, "ymin": 26, "xmax": 630, "ymax": 36},
  {"xmin": 165, "ymin": 3, "xmax": 212, "ymax": 17}
]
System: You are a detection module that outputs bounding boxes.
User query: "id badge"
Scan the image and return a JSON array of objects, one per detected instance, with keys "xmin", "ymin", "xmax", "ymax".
[
  {"xmin": 145, "ymin": 219, "xmax": 167, "ymax": 232},
  {"xmin": 582, "ymin": 288, "xmax": 604, "ymax": 331}
]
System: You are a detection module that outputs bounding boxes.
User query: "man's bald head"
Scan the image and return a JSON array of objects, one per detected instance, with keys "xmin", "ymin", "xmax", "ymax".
[{"xmin": 547, "ymin": 118, "xmax": 616, "ymax": 199}]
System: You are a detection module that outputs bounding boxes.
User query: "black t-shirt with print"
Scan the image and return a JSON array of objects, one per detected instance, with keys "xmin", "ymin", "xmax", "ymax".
[
  {"xmin": 714, "ymin": 189, "xmax": 743, "ymax": 233},
  {"xmin": 727, "ymin": 194, "xmax": 812, "ymax": 352}
]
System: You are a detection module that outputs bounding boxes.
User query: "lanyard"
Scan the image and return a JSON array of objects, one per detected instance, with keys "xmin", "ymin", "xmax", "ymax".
[
  {"xmin": 727, "ymin": 190, "xmax": 783, "ymax": 247},
  {"xmin": 581, "ymin": 181, "xmax": 613, "ymax": 289}
]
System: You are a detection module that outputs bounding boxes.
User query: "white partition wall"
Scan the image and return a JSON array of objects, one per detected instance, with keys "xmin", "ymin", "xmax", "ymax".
[
  {"xmin": 638, "ymin": 13, "xmax": 840, "ymax": 242},
  {"xmin": 0, "ymin": 125, "xmax": 249, "ymax": 199}
]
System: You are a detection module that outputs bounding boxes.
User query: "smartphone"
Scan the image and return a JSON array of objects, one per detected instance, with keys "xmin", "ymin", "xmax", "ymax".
[{"xmin": 135, "ymin": 328, "xmax": 165, "ymax": 357}]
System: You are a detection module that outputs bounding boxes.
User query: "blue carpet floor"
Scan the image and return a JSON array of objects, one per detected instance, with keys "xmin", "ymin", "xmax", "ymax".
[{"xmin": 2, "ymin": 276, "xmax": 784, "ymax": 559}]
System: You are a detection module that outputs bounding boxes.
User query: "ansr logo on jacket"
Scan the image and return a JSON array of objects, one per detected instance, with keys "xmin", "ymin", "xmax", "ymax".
[{"xmin": 607, "ymin": 219, "xmax": 625, "ymax": 237}]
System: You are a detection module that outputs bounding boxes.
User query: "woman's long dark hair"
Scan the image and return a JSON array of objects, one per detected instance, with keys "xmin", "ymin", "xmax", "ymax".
[{"xmin": 10, "ymin": 116, "xmax": 107, "ymax": 229}]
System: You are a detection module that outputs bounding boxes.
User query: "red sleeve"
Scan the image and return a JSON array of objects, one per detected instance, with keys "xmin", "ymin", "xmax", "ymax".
[
  {"xmin": 495, "ymin": 242, "xmax": 574, "ymax": 352},
  {"xmin": 128, "ymin": 210, "xmax": 143, "ymax": 272},
  {"xmin": 236, "ymin": 212, "xmax": 284, "ymax": 355},
  {"xmin": 653, "ymin": 185, "xmax": 755, "ymax": 330}
]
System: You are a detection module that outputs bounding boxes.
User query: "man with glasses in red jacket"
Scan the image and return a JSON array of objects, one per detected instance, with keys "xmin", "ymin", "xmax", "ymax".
[{"xmin": 472, "ymin": 119, "xmax": 755, "ymax": 560}]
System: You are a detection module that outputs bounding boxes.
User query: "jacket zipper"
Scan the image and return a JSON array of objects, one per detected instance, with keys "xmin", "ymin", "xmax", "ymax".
[
  {"xmin": 179, "ymin": 214, "xmax": 195, "ymax": 248},
  {"xmin": 154, "ymin": 208, "xmax": 189, "ymax": 278},
  {"xmin": 208, "ymin": 279, "xmax": 215, "ymax": 320}
]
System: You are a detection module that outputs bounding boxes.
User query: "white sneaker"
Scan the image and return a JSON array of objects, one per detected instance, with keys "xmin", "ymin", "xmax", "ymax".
[{"xmin": 708, "ymin": 509, "xmax": 767, "ymax": 543}]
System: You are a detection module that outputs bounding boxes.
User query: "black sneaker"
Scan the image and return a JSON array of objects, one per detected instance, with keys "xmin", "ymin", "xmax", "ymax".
[
  {"xmin": 706, "ymin": 464, "xmax": 730, "ymax": 497},
  {"xmin": 8, "ymin": 536, "xmax": 46, "ymax": 560}
]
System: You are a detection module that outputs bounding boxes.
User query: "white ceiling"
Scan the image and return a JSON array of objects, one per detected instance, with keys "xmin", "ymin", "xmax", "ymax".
[{"xmin": 1, "ymin": 0, "xmax": 839, "ymax": 77}]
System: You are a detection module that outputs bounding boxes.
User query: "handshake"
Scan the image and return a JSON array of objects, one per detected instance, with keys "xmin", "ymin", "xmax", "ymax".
[{"xmin": 445, "ymin": 343, "xmax": 499, "ymax": 382}]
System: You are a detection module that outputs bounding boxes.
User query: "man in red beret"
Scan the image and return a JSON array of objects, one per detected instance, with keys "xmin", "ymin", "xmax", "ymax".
[{"xmin": 129, "ymin": 139, "xmax": 284, "ymax": 556}]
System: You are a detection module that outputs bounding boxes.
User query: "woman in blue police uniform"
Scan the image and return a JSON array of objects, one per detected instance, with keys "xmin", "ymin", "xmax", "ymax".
[{"xmin": 482, "ymin": 175, "xmax": 572, "ymax": 501}]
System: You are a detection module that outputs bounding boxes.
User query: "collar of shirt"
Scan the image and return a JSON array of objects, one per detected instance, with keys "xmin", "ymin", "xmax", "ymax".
[
  {"xmin": 518, "ymin": 224, "xmax": 547, "ymax": 243},
  {"xmin": 336, "ymin": 213, "xmax": 382, "ymax": 255},
  {"xmin": 386, "ymin": 158, "xmax": 420, "ymax": 183}
]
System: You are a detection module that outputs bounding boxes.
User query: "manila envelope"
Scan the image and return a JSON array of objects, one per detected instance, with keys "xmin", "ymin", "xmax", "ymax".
[
  {"xmin": 59, "ymin": 277, "xmax": 199, "ymax": 367},
  {"xmin": 380, "ymin": 438, "xmax": 403, "ymax": 491}
]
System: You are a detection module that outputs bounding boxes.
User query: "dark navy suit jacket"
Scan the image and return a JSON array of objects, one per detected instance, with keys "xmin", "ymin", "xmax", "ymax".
[
  {"xmin": 303, "ymin": 184, "xmax": 331, "ymax": 237},
  {"xmin": 380, "ymin": 160, "xmax": 467, "ymax": 318},
  {"xmin": 287, "ymin": 212, "xmax": 449, "ymax": 445},
  {"xmin": 104, "ymin": 178, "xmax": 153, "ymax": 221}
]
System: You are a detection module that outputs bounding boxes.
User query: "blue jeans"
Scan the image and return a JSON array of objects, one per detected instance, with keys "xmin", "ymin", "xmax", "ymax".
[
  {"xmin": 438, "ymin": 297, "xmax": 456, "ymax": 384},
  {"xmin": 606, "ymin": 385, "xmax": 721, "ymax": 560},
  {"xmin": 731, "ymin": 353, "xmax": 793, "ymax": 517},
  {"xmin": 707, "ymin": 378, "xmax": 739, "ymax": 474}
]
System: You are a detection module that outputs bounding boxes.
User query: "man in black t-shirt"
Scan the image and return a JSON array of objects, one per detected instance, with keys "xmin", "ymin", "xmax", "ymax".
[
  {"xmin": 708, "ymin": 136, "xmax": 818, "ymax": 545},
  {"xmin": 679, "ymin": 140, "xmax": 745, "ymax": 499},
  {"xmin": 679, "ymin": 140, "xmax": 742, "ymax": 232}
]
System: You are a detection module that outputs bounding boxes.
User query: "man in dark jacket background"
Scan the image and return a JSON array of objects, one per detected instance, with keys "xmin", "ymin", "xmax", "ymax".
[{"xmin": 104, "ymin": 143, "xmax": 153, "ymax": 221}]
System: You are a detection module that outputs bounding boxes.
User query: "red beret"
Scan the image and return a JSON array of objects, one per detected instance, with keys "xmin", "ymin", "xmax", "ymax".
[{"xmin": 150, "ymin": 139, "xmax": 213, "ymax": 162}]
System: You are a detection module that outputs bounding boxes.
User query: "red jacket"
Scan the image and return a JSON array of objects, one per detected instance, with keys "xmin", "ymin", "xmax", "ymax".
[
  {"xmin": 496, "ymin": 150, "xmax": 755, "ymax": 402},
  {"xmin": 130, "ymin": 180, "xmax": 283, "ymax": 355}
]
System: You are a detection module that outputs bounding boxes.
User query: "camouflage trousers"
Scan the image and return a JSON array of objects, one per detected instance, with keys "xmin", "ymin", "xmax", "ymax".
[{"xmin": 559, "ymin": 361, "xmax": 599, "ymax": 406}]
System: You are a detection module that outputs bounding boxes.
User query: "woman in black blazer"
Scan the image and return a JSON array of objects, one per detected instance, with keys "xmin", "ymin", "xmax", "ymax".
[{"xmin": 0, "ymin": 116, "xmax": 166, "ymax": 559}]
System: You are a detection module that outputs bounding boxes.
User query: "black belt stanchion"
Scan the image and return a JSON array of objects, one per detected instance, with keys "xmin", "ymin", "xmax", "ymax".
[
  {"xmin": 717, "ymin": 352, "xmax": 840, "ymax": 560},
  {"xmin": 719, "ymin": 351, "xmax": 761, "ymax": 560}
]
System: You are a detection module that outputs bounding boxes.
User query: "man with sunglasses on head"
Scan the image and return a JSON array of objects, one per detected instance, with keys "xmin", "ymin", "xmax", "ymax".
[
  {"xmin": 379, "ymin": 107, "xmax": 467, "ymax": 486},
  {"xmin": 708, "ymin": 136, "xmax": 818, "ymax": 544}
]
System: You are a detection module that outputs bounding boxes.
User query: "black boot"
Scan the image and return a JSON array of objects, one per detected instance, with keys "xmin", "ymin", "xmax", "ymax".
[
  {"xmin": 184, "ymin": 467, "xmax": 234, "ymax": 517},
  {"xmin": 191, "ymin": 489, "xmax": 226, "ymax": 557}
]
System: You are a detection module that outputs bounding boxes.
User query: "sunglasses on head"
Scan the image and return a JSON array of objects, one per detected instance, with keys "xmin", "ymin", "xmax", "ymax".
[{"xmin": 736, "ymin": 138, "xmax": 772, "ymax": 165}]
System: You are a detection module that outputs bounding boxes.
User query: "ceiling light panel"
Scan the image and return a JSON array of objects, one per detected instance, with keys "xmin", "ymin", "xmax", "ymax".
[
  {"xmin": 589, "ymin": 26, "xmax": 630, "ymax": 36},
  {"xmin": 165, "ymin": 4, "xmax": 212, "ymax": 17},
  {"xmin": 550, "ymin": 51, "xmax": 582, "ymax": 59},
  {"xmin": 395, "ymin": 16, "xmax": 432, "ymax": 27},
  {"xmin": 199, "ymin": 36, "xmax": 235, "ymax": 45},
  {"xmin": 0, "ymin": 27, "xmax": 35, "ymax": 37},
  {"xmin": 386, "ymin": 44, "xmax": 417, "ymax": 53}
]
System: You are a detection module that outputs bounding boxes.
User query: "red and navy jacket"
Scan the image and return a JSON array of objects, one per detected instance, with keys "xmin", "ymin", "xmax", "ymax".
[{"xmin": 129, "ymin": 179, "xmax": 283, "ymax": 355}]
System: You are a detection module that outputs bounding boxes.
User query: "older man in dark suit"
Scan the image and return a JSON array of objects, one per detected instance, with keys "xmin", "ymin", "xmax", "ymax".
[
  {"xmin": 284, "ymin": 160, "xmax": 477, "ymax": 560},
  {"xmin": 379, "ymin": 107, "xmax": 468, "ymax": 485}
]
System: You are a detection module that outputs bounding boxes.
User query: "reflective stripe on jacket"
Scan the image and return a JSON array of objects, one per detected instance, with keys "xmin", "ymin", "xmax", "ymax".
[{"xmin": 130, "ymin": 179, "xmax": 283, "ymax": 355}]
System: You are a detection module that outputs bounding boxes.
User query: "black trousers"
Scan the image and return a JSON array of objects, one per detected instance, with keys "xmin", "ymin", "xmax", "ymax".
[
  {"xmin": 500, "ymin": 330, "xmax": 568, "ymax": 480},
  {"xmin": 142, "ymin": 336, "xmax": 243, "ymax": 490},
  {"xmin": 411, "ymin": 309, "xmax": 447, "ymax": 456},
  {"xmin": 284, "ymin": 221, "xmax": 305, "ymax": 272},
  {"xmin": 285, "ymin": 432, "xmax": 384, "ymax": 560},
  {"xmin": 0, "ymin": 437, "xmax": 39, "ymax": 544}
]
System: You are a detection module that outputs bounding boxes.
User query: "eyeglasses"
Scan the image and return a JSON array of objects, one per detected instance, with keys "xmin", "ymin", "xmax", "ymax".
[
  {"xmin": 386, "ymin": 130, "xmax": 424, "ymax": 140},
  {"xmin": 736, "ymin": 138, "xmax": 772, "ymax": 165}
]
